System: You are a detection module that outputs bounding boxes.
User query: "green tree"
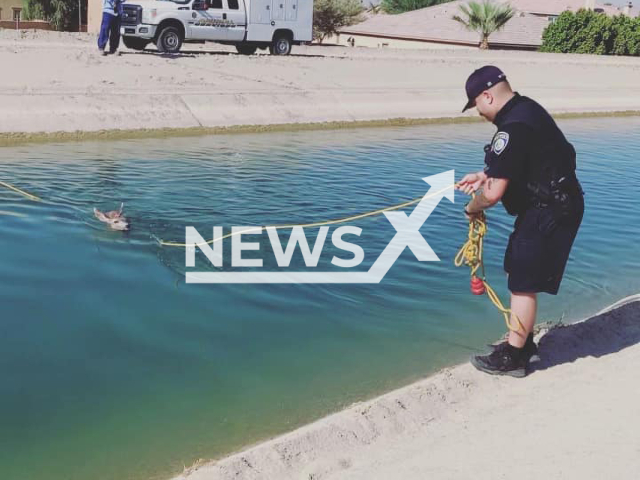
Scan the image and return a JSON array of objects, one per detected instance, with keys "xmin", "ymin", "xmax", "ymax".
[
  {"xmin": 609, "ymin": 15, "xmax": 640, "ymax": 56},
  {"xmin": 381, "ymin": 0, "xmax": 450, "ymax": 15},
  {"xmin": 452, "ymin": 0, "xmax": 515, "ymax": 50},
  {"xmin": 540, "ymin": 11, "xmax": 586, "ymax": 53},
  {"xmin": 579, "ymin": 11, "xmax": 615, "ymax": 54},
  {"xmin": 22, "ymin": 0, "xmax": 84, "ymax": 31},
  {"xmin": 541, "ymin": 10, "xmax": 617, "ymax": 55},
  {"xmin": 22, "ymin": 0, "xmax": 47, "ymax": 21},
  {"xmin": 313, "ymin": 0, "xmax": 364, "ymax": 43}
]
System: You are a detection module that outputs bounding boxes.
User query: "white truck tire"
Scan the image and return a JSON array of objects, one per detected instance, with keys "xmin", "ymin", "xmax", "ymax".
[
  {"xmin": 156, "ymin": 26, "xmax": 183, "ymax": 53},
  {"xmin": 269, "ymin": 34, "xmax": 292, "ymax": 55}
]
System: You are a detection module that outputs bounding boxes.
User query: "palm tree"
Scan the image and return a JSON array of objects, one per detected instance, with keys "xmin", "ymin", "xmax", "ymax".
[{"xmin": 453, "ymin": 1, "xmax": 515, "ymax": 50}]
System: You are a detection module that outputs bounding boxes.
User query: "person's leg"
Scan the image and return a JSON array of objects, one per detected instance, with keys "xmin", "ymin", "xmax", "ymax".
[
  {"xmin": 470, "ymin": 291, "xmax": 537, "ymax": 377},
  {"xmin": 109, "ymin": 16, "xmax": 121, "ymax": 53},
  {"xmin": 97, "ymin": 13, "xmax": 112, "ymax": 52},
  {"xmin": 508, "ymin": 292, "xmax": 537, "ymax": 348}
]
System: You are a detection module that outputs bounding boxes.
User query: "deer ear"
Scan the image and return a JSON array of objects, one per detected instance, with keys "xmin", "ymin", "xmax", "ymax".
[
  {"xmin": 118, "ymin": 203, "xmax": 124, "ymax": 215},
  {"xmin": 94, "ymin": 208, "xmax": 107, "ymax": 222}
]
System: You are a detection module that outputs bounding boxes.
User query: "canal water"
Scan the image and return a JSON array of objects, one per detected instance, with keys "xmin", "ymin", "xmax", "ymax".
[{"xmin": 1, "ymin": 117, "xmax": 639, "ymax": 480}]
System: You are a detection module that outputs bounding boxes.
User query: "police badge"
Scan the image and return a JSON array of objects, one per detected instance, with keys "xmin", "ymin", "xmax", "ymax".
[{"xmin": 492, "ymin": 132, "xmax": 509, "ymax": 155}]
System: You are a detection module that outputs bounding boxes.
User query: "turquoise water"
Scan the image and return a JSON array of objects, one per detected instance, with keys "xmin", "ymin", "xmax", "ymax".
[{"xmin": 1, "ymin": 118, "xmax": 639, "ymax": 480}]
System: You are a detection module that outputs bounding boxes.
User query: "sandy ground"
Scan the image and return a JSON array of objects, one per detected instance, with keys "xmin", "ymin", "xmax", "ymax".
[
  {"xmin": 2, "ymin": 30, "xmax": 640, "ymax": 136},
  {"xmin": 4, "ymin": 29, "xmax": 640, "ymax": 480},
  {"xmin": 174, "ymin": 295, "xmax": 640, "ymax": 480}
]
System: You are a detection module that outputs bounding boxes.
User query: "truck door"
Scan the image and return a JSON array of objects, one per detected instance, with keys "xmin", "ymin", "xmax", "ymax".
[
  {"xmin": 250, "ymin": 0, "xmax": 271, "ymax": 24},
  {"xmin": 225, "ymin": 0, "xmax": 246, "ymax": 42},
  {"xmin": 285, "ymin": 0, "xmax": 297, "ymax": 21},
  {"xmin": 271, "ymin": 0, "xmax": 284, "ymax": 21},
  {"xmin": 191, "ymin": 0, "xmax": 228, "ymax": 41}
]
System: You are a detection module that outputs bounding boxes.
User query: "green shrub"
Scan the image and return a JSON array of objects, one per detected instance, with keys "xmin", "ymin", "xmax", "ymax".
[
  {"xmin": 381, "ymin": 0, "xmax": 451, "ymax": 15},
  {"xmin": 541, "ymin": 9, "xmax": 640, "ymax": 56},
  {"xmin": 314, "ymin": 0, "xmax": 364, "ymax": 43},
  {"xmin": 22, "ymin": 0, "xmax": 82, "ymax": 31},
  {"xmin": 22, "ymin": 0, "xmax": 47, "ymax": 21},
  {"xmin": 610, "ymin": 14, "xmax": 640, "ymax": 56}
]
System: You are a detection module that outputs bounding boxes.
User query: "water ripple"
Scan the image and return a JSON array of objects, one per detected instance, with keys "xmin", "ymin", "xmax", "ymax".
[{"xmin": 1, "ymin": 117, "xmax": 640, "ymax": 480}]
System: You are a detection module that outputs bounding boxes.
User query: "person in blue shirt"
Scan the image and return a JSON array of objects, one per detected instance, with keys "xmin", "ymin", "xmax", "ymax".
[{"xmin": 98, "ymin": 0, "xmax": 123, "ymax": 55}]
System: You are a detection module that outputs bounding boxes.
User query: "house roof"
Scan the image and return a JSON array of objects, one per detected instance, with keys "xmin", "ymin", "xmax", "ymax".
[
  {"xmin": 338, "ymin": 0, "xmax": 636, "ymax": 48},
  {"xmin": 339, "ymin": 1, "xmax": 549, "ymax": 48},
  {"xmin": 506, "ymin": 0, "xmax": 616, "ymax": 16}
]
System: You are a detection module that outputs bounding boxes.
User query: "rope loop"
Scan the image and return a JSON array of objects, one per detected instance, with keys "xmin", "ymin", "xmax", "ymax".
[{"xmin": 455, "ymin": 210, "xmax": 524, "ymax": 333}]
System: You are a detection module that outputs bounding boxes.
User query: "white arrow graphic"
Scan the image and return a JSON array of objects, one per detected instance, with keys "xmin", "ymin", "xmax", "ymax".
[{"xmin": 365, "ymin": 169, "xmax": 455, "ymax": 283}]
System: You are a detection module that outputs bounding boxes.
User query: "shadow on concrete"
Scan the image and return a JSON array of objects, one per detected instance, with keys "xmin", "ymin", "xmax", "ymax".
[{"xmin": 529, "ymin": 299, "xmax": 640, "ymax": 374}]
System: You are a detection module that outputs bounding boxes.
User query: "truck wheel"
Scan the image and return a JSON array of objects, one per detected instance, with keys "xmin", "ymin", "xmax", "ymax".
[
  {"xmin": 123, "ymin": 36, "xmax": 150, "ymax": 51},
  {"xmin": 156, "ymin": 26, "xmax": 183, "ymax": 53},
  {"xmin": 270, "ymin": 35, "xmax": 292, "ymax": 55},
  {"xmin": 236, "ymin": 44, "xmax": 257, "ymax": 55}
]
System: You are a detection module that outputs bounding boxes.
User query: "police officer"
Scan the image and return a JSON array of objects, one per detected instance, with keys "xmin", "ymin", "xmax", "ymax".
[{"xmin": 456, "ymin": 66, "xmax": 584, "ymax": 377}]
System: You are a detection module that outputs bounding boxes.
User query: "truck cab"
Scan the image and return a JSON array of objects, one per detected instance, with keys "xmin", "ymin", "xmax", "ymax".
[{"xmin": 120, "ymin": 0, "xmax": 312, "ymax": 55}]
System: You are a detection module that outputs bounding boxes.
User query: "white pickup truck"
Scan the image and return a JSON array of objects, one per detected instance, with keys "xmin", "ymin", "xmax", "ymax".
[{"xmin": 120, "ymin": 0, "xmax": 313, "ymax": 55}]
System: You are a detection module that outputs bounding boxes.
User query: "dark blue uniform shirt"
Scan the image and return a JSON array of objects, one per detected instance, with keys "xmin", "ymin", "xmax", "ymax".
[{"xmin": 482, "ymin": 93, "xmax": 584, "ymax": 294}]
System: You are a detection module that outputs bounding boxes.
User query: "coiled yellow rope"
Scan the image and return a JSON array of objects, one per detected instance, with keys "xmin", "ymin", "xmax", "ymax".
[{"xmin": 454, "ymin": 211, "xmax": 524, "ymax": 333}]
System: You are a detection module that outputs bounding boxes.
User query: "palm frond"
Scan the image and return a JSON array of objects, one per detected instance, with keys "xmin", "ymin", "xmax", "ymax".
[{"xmin": 452, "ymin": 0, "xmax": 515, "ymax": 47}]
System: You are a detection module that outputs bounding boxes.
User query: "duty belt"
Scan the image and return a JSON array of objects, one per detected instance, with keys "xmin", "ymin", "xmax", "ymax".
[{"xmin": 527, "ymin": 173, "xmax": 583, "ymax": 209}]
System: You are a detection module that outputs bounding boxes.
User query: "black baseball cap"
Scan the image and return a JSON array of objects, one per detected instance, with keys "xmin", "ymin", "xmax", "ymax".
[{"xmin": 462, "ymin": 66, "xmax": 507, "ymax": 112}]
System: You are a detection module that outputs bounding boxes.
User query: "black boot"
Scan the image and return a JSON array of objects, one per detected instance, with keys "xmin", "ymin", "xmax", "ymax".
[
  {"xmin": 488, "ymin": 333, "xmax": 539, "ymax": 363},
  {"xmin": 471, "ymin": 342, "xmax": 528, "ymax": 378}
]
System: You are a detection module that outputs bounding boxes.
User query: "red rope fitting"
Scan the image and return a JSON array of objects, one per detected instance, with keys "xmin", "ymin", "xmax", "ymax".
[{"xmin": 470, "ymin": 276, "xmax": 485, "ymax": 295}]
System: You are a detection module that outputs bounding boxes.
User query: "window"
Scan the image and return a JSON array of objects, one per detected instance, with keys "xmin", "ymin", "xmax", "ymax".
[
  {"xmin": 207, "ymin": 0, "xmax": 222, "ymax": 8},
  {"xmin": 12, "ymin": 7, "xmax": 22, "ymax": 22},
  {"xmin": 228, "ymin": 0, "xmax": 239, "ymax": 9}
]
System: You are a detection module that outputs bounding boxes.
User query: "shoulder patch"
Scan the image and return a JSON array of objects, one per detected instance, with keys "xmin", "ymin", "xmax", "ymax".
[{"xmin": 492, "ymin": 132, "xmax": 510, "ymax": 155}]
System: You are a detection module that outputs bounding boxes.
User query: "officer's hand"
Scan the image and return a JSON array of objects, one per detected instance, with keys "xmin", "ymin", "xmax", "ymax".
[
  {"xmin": 456, "ymin": 173, "xmax": 484, "ymax": 195},
  {"xmin": 464, "ymin": 210, "xmax": 483, "ymax": 223}
]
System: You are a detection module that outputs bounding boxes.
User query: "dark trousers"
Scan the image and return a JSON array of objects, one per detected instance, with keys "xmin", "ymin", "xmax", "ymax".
[
  {"xmin": 98, "ymin": 13, "xmax": 121, "ymax": 52},
  {"xmin": 504, "ymin": 193, "xmax": 584, "ymax": 295}
]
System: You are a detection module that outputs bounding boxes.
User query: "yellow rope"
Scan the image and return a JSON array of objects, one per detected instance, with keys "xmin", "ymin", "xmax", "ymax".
[
  {"xmin": 158, "ymin": 184, "xmax": 455, "ymax": 247},
  {"xmin": 454, "ymin": 212, "xmax": 486, "ymax": 278},
  {"xmin": 159, "ymin": 181, "xmax": 521, "ymax": 334},
  {"xmin": 0, "ymin": 180, "xmax": 41, "ymax": 202},
  {"xmin": 454, "ymin": 210, "xmax": 524, "ymax": 333},
  {"xmin": 0, "ymin": 210, "xmax": 27, "ymax": 217},
  {"xmin": 0, "ymin": 175, "xmax": 520, "ymax": 332},
  {"xmin": 1, "ymin": 172, "xmax": 522, "ymax": 335}
]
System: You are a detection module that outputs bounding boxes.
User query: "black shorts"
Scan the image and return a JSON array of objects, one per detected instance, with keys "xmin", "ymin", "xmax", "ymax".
[{"xmin": 504, "ymin": 195, "xmax": 584, "ymax": 295}]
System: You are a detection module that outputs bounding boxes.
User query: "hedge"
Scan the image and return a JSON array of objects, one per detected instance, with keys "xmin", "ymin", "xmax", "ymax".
[{"xmin": 541, "ymin": 9, "xmax": 640, "ymax": 56}]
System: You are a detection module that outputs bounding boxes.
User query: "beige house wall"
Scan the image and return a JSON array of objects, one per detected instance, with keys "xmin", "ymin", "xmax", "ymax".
[
  {"xmin": 88, "ymin": 0, "xmax": 103, "ymax": 33},
  {"xmin": 330, "ymin": 33, "xmax": 476, "ymax": 51},
  {"xmin": 0, "ymin": 0, "xmax": 23, "ymax": 21}
]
